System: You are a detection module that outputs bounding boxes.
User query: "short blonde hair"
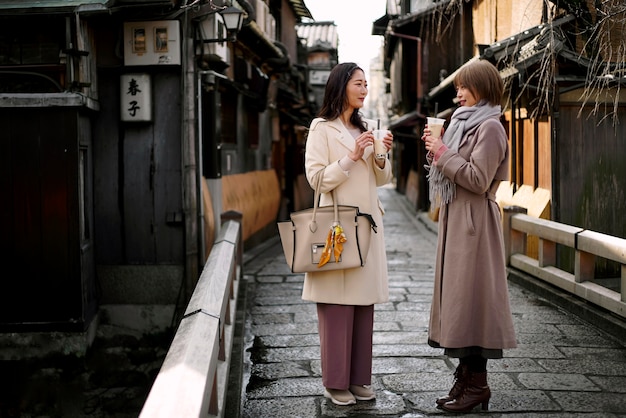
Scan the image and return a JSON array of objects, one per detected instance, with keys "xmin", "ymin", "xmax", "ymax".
[{"xmin": 455, "ymin": 60, "xmax": 503, "ymax": 106}]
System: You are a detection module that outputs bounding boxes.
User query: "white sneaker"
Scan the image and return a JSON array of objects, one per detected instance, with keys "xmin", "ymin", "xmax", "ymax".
[
  {"xmin": 324, "ymin": 388, "xmax": 356, "ymax": 405},
  {"xmin": 349, "ymin": 384, "xmax": 376, "ymax": 401}
]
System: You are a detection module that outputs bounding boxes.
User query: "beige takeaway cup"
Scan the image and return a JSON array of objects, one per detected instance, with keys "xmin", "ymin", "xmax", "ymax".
[
  {"xmin": 427, "ymin": 117, "xmax": 446, "ymax": 139},
  {"xmin": 372, "ymin": 129, "xmax": 389, "ymax": 159}
]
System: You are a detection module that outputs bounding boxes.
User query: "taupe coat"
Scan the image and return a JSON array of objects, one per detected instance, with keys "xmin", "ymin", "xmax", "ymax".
[
  {"xmin": 428, "ymin": 118, "xmax": 517, "ymax": 349},
  {"xmin": 302, "ymin": 117, "xmax": 392, "ymax": 305}
]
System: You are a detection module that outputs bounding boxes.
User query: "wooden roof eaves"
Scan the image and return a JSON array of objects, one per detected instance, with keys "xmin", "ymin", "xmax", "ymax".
[{"xmin": 287, "ymin": 0, "xmax": 312, "ymax": 21}]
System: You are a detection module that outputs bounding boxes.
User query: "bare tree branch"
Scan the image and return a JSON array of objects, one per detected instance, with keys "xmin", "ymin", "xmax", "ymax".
[{"xmin": 437, "ymin": 0, "xmax": 626, "ymax": 125}]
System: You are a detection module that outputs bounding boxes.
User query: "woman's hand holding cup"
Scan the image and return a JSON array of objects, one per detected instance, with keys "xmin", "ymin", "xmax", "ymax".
[
  {"xmin": 372, "ymin": 129, "xmax": 391, "ymax": 159},
  {"xmin": 427, "ymin": 117, "xmax": 445, "ymax": 139},
  {"xmin": 422, "ymin": 117, "xmax": 445, "ymax": 155}
]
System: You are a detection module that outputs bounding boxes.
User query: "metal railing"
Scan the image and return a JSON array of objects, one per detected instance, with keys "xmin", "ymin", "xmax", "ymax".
[
  {"xmin": 140, "ymin": 214, "xmax": 243, "ymax": 418},
  {"xmin": 503, "ymin": 206, "xmax": 626, "ymax": 319}
]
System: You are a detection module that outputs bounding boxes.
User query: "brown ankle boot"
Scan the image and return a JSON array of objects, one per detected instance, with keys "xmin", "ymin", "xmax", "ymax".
[
  {"xmin": 436, "ymin": 364, "xmax": 468, "ymax": 406},
  {"xmin": 441, "ymin": 371, "xmax": 490, "ymax": 413}
]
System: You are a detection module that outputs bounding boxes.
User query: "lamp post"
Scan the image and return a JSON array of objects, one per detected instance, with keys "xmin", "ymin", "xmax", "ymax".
[{"xmin": 193, "ymin": 5, "xmax": 244, "ymax": 264}]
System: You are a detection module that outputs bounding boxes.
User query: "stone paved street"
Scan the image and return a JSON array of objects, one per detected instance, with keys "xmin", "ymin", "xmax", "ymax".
[{"xmin": 233, "ymin": 185, "xmax": 626, "ymax": 417}]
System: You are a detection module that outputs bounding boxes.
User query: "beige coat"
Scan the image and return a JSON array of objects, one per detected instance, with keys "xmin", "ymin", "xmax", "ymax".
[
  {"xmin": 302, "ymin": 117, "xmax": 392, "ymax": 305},
  {"xmin": 428, "ymin": 118, "xmax": 517, "ymax": 349}
]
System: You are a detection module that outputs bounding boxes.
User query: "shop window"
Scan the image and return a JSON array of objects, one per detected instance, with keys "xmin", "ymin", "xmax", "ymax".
[{"xmin": 0, "ymin": 16, "xmax": 66, "ymax": 92}]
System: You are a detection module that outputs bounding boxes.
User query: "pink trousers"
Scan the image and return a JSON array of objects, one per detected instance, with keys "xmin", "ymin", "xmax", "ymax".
[{"xmin": 316, "ymin": 303, "xmax": 374, "ymax": 390}]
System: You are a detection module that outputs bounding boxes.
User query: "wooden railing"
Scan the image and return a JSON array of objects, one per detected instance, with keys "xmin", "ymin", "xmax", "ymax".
[
  {"xmin": 140, "ymin": 214, "xmax": 243, "ymax": 418},
  {"xmin": 503, "ymin": 206, "xmax": 626, "ymax": 319}
]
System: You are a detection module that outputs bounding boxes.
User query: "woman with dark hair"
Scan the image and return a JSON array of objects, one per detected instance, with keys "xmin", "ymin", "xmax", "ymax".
[
  {"xmin": 303, "ymin": 62, "xmax": 393, "ymax": 406},
  {"xmin": 422, "ymin": 59, "xmax": 517, "ymax": 413}
]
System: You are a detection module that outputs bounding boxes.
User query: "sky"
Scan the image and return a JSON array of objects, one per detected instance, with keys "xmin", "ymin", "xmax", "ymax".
[{"xmin": 303, "ymin": 0, "xmax": 387, "ymax": 81}]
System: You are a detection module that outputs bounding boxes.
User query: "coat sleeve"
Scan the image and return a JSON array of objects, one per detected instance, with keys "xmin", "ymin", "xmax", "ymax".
[
  {"xmin": 437, "ymin": 119, "xmax": 507, "ymax": 195},
  {"xmin": 374, "ymin": 155, "xmax": 393, "ymax": 186},
  {"xmin": 304, "ymin": 119, "xmax": 350, "ymax": 194}
]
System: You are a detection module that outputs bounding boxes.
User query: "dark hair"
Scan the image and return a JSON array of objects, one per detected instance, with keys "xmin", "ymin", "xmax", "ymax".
[
  {"xmin": 317, "ymin": 62, "xmax": 367, "ymax": 132},
  {"xmin": 455, "ymin": 60, "xmax": 503, "ymax": 106}
]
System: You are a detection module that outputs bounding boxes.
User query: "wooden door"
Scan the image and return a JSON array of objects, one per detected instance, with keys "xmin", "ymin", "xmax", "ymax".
[{"xmin": 0, "ymin": 107, "xmax": 96, "ymax": 331}]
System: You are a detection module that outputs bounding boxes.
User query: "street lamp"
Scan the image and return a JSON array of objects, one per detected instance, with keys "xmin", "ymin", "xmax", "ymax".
[
  {"xmin": 219, "ymin": 6, "xmax": 244, "ymax": 40},
  {"xmin": 197, "ymin": 5, "xmax": 244, "ymax": 43}
]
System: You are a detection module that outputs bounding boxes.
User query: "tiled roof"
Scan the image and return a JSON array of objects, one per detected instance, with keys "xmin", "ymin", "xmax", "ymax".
[{"xmin": 296, "ymin": 21, "xmax": 338, "ymax": 50}]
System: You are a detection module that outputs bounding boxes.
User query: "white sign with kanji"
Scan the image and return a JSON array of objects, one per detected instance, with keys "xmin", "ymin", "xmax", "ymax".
[{"xmin": 120, "ymin": 73, "xmax": 152, "ymax": 122}]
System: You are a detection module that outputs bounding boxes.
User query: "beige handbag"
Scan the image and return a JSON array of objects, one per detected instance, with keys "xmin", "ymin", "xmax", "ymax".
[{"xmin": 277, "ymin": 171, "xmax": 377, "ymax": 273}]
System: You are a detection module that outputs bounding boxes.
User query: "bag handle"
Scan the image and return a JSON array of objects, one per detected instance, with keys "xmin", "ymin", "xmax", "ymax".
[{"xmin": 310, "ymin": 167, "xmax": 339, "ymax": 233}]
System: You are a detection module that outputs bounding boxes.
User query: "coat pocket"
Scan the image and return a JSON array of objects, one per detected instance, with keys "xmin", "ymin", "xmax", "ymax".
[{"xmin": 464, "ymin": 200, "xmax": 476, "ymax": 235}]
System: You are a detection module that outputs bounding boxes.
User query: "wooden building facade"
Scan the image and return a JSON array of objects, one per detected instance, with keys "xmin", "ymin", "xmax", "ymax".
[
  {"xmin": 379, "ymin": 0, "xmax": 625, "ymax": 231},
  {"xmin": 378, "ymin": 0, "xmax": 625, "ymax": 275},
  {"xmin": 0, "ymin": 0, "xmax": 315, "ymax": 343}
]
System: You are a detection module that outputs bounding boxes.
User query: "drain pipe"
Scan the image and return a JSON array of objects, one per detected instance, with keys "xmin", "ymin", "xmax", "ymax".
[{"xmin": 181, "ymin": 7, "xmax": 201, "ymax": 300}]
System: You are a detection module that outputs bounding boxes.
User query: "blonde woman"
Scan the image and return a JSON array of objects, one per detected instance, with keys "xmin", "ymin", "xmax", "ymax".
[{"xmin": 422, "ymin": 59, "xmax": 517, "ymax": 413}]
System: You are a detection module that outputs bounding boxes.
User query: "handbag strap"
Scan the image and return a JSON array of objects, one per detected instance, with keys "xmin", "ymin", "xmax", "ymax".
[{"xmin": 310, "ymin": 168, "xmax": 339, "ymax": 232}]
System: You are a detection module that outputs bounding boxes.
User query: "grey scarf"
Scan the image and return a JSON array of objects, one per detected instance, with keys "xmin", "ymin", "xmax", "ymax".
[{"xmin": 427, "ymin": 101, "xmax": 502, "ymax": 205}]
